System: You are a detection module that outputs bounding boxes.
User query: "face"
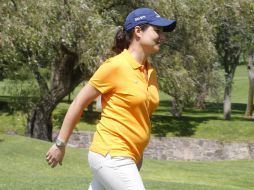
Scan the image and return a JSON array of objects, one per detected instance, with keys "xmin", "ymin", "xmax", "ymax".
[{"xmin": 136, "ymin": 25, "xmax": 166, "ymax": 55}]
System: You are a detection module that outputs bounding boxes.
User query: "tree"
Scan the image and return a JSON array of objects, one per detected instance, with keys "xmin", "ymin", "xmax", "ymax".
[
  {"xmin": 0, "ymin": 0, "xmax": 145, "ymax": 141},
  {"xmin": 212, "ymin": 0, "xmax": 254, "ymax": 119},
  {"xmin": 1, "ymin": 0, "xmax": 116, "ymax": 140},
  {"xmin": 149, "ymin": 0, "xmax": 222, "ymax": 116},
  {"xmin": 245, "ymin": 55, "xmax": 254, "ymax": 117},
  {"xmin": 240, "ymin": 0, "xmax": 254, "ymax": 117}
]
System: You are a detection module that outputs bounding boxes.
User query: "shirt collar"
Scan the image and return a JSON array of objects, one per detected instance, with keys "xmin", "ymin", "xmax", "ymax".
[
  {"xmin": 122, "ymin": 49, "xmax": 153, "ymax": 72},
  {"xmin": 122, "ymin": 49, "xmax": 143, "ymax": 70}
]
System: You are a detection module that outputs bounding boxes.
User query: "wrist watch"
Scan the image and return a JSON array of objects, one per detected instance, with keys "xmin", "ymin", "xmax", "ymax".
[{"xmin": 55, "ymin": 138, "xmax": 66, "ymax": 147}]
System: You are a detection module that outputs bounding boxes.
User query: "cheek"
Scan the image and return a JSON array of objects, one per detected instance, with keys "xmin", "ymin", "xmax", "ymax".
[{"xmin": 141, "ymin": 34, "xmax": 156, "ymax": 45}]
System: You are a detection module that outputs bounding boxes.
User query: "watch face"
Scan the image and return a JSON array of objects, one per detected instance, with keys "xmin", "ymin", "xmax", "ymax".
[
  {"xmin": 56, "ymin": 139, "xmax": 65, "ymax": 147},
  {"xmin": 56, "ymin": 140, "xmax": 61, "ymax": 146}
]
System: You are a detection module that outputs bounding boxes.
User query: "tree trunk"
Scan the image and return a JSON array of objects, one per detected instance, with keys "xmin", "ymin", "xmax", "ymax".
[
  {"xmin": 223, "ymin": 74, "xmax": 233, "ymax": 120},
  {"xmin": 26, "ymin": 98, "xmax": 54, "ymax": 140},
  {"xmin": 26, "ymin": 43, "xmax": 91, "ymax": 141},
  {"xmin": 245, "ymin": 55, "xmax": 254, "ymax": 117},
  {"xmin": 171, "ymin": 98, "xmax": 183, "ymax": 117},
  {"xmin": 194, "ymin": 84, "xmax": 207, "ymax": 109}
]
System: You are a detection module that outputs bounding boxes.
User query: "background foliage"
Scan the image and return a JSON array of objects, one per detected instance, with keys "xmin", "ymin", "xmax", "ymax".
[{"xmin": 0, "ymin": 0, "xmax": 253, "ymax": 139}]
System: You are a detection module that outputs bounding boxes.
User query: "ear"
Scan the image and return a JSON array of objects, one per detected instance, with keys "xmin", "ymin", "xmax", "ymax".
[{"xmin": 133, "ymin": 26, "xmax": 143, "ymax": 38}]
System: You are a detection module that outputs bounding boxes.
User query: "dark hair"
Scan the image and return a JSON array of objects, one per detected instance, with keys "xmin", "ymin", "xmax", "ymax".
[{"xmin": 112, "ymin": 24, "xmax": 149, "ymax": 54}]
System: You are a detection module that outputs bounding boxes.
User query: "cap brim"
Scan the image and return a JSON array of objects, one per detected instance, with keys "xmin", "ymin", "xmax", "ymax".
[{"xmin": 150, "ymin": 18, "xmax": 176, "ymax": 32}]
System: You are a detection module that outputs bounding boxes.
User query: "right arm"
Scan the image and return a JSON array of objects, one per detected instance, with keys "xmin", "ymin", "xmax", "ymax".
[{"xmin": 46, "ymin": 83, "xmax": 101, "ymax": 168}]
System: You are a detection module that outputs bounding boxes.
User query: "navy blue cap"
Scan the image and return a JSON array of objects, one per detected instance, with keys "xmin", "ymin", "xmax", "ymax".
[{"xmin": 124, "ymin": 8, "xmax": 176, "ymax": 32}]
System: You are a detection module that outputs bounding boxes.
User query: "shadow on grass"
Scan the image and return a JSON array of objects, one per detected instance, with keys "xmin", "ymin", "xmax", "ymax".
[
  {"xmin": 182, "ymin": 101, "xmax": 247, "ymax": 114},
  {"xmin": 2, "ymin": 95, "xmax": 251, "ymax": 138},
  {"xmin": 46, "ymin": 98, "xmax": 254, "ymax": 137},
  {"xmin": 151, "ymin": 100, "xmax": 251, "ymax": 137},
  {"xmin": 151, "ymin": 115, "xmax": 217, "ymax": 137}
]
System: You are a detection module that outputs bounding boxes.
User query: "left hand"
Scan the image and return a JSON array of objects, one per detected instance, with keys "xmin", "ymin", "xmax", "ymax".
[{"xmin": 45, "ymin": 144, "xmax": 65, "ymax": 168}]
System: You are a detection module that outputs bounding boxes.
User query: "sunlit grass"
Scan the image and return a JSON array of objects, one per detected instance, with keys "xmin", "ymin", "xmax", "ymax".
[{"xmin": 0, "ymin": 134, "xmax": 253, "ymax": 190}]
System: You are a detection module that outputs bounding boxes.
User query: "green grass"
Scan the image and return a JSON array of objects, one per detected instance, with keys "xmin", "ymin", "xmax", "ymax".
[
  {"xmin": 232, "ymin": 65, "xmax": 249, "ymax": 104},
  {"xmin": 0, "ymin": 134, "xmax": 254, "ymax": 190},
  {"xmin": 0, "ymin": 65, "xmax": 253, "ymax": 141},
  {"xmin": 151, "ymin": 101, "xmax": 254, "ymax": 141},
  {"xmin": 150, "ymin": 65, "xmax": 254, "ymax": 141},
  {"xmin": 0, "ymin": 111, "xmax": 26, "ymax": 135}
]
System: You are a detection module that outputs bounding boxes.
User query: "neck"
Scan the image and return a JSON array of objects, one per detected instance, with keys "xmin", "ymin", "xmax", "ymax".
[{"xmin": 127, "ymin": 43, "xmax": 148, "ymax": 65}]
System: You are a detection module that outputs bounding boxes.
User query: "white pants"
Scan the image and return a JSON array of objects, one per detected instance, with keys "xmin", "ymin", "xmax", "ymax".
[{"xmin": 88, "ymin": 151, "xmax": 146, "ymax": 190}]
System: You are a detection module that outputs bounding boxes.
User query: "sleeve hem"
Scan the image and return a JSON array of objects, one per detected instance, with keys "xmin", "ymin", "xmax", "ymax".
[{"xmin": 88, "ymin": 81, "xmax": 104, "ymax": 94}]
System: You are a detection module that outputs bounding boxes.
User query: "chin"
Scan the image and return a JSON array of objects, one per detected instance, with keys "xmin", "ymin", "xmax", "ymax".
[
  {"xmin": 152, "ymin": 46, "xmax": 160, "ymax": 53},
  {"xmin": 145, "ymin": 45, "xmax": 160, "ymax": 55}
]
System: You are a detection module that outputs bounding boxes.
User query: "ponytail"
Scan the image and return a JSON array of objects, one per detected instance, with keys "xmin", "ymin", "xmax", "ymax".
[
  {"xmin": 112, "ymin": 26, "xmax": 133, "ymax": 54},
  {"xmin": 111, "ymin": 24, "xmax": 149, "ymax": 54}
]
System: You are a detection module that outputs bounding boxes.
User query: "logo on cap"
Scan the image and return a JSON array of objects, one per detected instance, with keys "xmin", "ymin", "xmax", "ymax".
[{"xmin": 135, "ymin": 15, "xmax": 146, "ymax": 21}]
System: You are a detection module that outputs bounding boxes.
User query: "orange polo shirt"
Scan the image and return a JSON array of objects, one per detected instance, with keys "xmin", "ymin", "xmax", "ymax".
[{"xmin": 88, "ymin": 49, "xmax": 159, "ymax": 163}]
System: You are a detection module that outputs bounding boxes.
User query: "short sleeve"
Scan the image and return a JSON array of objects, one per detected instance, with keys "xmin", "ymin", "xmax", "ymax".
[{"xmin": 88, "ymin": 60, "xmax": 118, "ymax": 94}]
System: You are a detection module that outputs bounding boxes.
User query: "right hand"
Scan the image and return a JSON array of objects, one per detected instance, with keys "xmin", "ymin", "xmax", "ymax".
[{"xmin": 45, "ymin": 144, "xmax": 65, "ymax": 168}]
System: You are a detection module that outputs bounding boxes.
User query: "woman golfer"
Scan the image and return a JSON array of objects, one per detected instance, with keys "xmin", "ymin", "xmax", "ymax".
[{"xmin": 46, "ymin": 7, "xmax": 176, "ymax": 190}]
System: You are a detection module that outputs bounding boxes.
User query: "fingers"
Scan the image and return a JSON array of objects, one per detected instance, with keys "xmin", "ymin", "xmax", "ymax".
[
  {"xmin": 45, "ymin": 153, "xmax": 57, "ymax": 168},
  {"xmin": 51, "ymin": 160, "xmax": 58, "ymax": 168},
  {"xmin": 59, "ymin": 156, "xmax": 64, "ymax": 166},
  {"xmin": 48, "ymin": 158, "xmax": 54, "ymax": 166},
  {"xmin": 46, "ymin": 155, "xmax": 53, "ymax": 165},
  {"xmin": 45, "ymin": 155, "xmax": 63, "ymax": 168},
  {"xmin": 46, "ymin": 156, "xmax": 59, "ymax": 168}
]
